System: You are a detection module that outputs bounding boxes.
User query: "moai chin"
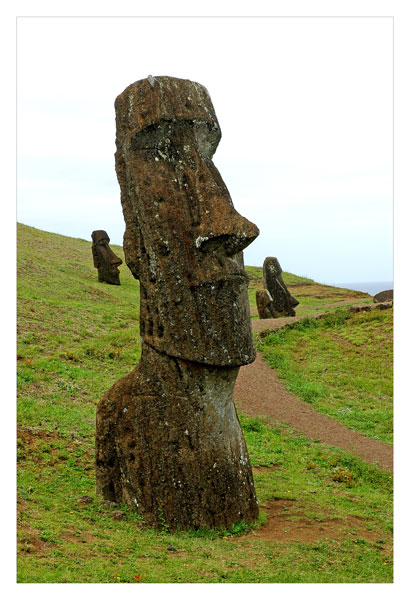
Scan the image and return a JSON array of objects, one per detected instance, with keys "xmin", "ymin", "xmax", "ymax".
[
  {"xmin": 95, "ymin": 76, "xmax": 260, "ymax": 531},
  {"xmin": 91, "ymin": 230, "xmax": 122, "ymax": 285},
  {"xmin": 260, "ymin": 257, "xmax": 299, "ymax": 318}
]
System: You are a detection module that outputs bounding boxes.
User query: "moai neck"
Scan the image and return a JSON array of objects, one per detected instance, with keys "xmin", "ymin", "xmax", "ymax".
[{"xmin": 138, "ymin": 342, "xmax": 239, "ymax": 406}]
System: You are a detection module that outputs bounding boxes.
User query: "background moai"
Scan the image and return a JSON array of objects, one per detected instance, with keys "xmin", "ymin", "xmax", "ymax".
[
  {"xmin": 256, "ymin": 289, "xmax": 277, "ymax": 319},
  {"xmin": 256, "ymin": 256, "xmax": 299, "ymax": 318},
  {"xmin": 95, "ymin": 76, "xmax": 260, "ymax": 531},
  {"xmin": 91, "ymin": 230, "xmax": 122, "ymax": 285}
]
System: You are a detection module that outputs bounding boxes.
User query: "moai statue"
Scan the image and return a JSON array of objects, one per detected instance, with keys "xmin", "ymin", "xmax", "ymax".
[
  {"xmin": 256, "ymin": 289, "xmax": 277, "ymax": 319},
  {"xmin": 95, "ymin": 76, "xmax": 260, "ymax": 531},
  {"xmin": 91, "ymin": 230, "xmax": 123, "ymax": 285},
  {"xmin": 257, "ymin": 256, "xmax": 299, "ymax": 318}
]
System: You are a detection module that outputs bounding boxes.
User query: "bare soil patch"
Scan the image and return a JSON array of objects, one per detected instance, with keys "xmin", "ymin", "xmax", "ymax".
[
  {"xmin": 238, "ymin": 499, "xmax": 386, "ymax": 545},
  {"xmin": 17, "ymin": 526, "xmax": 50, "ymax": 555}
]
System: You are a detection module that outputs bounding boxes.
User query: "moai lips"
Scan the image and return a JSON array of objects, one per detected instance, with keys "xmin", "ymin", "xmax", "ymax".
[{"xmin": 96, "ymin": 76, "xmax": 260, "ymax": 531}]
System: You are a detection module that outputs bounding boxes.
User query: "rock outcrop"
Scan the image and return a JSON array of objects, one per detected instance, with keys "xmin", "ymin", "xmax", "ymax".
[{"xmin": 373, "ymin": 289, "xmax": 393, "ymax": 303}]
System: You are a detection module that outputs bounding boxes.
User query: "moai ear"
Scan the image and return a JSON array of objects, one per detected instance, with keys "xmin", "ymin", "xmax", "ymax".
[
  {"xmin": 92, "ymin": 245, "xmax": 100, "ymax": 268},
  {"xmin": 123, "ymin": 219, "xmax": 142, "ymax": 280},
  {"xmin": 91, "ymin": 232, "xmax": 101, "ymax": 268}
]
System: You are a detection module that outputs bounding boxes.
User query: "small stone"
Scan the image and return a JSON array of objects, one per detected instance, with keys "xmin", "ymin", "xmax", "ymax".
[
  {"xmin": 377, "ymin": 302, "xmax": 392, "ymax": 310},
  {"xmin": 78, "ymin": 495, "xmax": 93, "ymax": 504},
  {"xmin": 349, "ymin": 305, "xmax": 371, "ymax": 313},
  {"xmin": 112, "ymin": 510, "xmax": 127, "ymax": 521},
  {"xmin": 103, "ymin": 500, "xmax": 118, "ymax": 509}
]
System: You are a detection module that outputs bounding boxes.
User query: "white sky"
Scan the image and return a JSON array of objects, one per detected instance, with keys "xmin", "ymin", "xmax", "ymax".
[{"xmin": 17, "ymin": 15, "xmax": 393, "ymax": 283}]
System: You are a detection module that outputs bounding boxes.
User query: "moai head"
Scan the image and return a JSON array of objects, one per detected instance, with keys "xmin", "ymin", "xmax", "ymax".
[
  {"xmin": 262, "ymin": 257, "xmax": 299, "ymax": 316},
  {"xmin": 91, "ymin": 230, "xmax": 123, "ymax": 285},
  {"xmin": 114, "ymin": 76, "xmax": 259, "ymax": 366}
]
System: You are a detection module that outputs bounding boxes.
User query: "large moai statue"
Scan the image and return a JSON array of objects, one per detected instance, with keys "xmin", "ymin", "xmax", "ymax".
[
  {"xmin": 95, "ymin": 76, "xmax": 260, "ymax": 531},
  {"xmin": 91, "ymin": 230, "xmax": 122, "ymax": 285},
  {"xmin": 256, "ymin": 257, "xmax": 299, "ymax": 318}
]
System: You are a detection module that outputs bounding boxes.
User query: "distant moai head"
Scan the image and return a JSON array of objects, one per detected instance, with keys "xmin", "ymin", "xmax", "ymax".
[
  {"xmin": 91, "ymin": 230, "xmax": 123, "ymax": 285},
  {"xmin": 262, "ymin": 257, "xmax": 299, "ymax": 316},
  {"xmin": 114, "ymin": 76, "xmax": 259, "ymax": 365},
  {"xmin": 263, "ymin": 257, "xmax": 282, "ymax": 285}
]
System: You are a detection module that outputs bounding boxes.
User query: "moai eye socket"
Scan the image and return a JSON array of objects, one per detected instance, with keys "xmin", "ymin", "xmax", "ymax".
[
  {"xmin": 131, "ymin": 123, "xmax": 165, "ymax": 151},
  {"xmin": 131, "ymin": 119, "xmax": 219, "ymax": 161},
  {"xmin": 131, "ymin": 121, "xmax": 183, "ymax": 162}
]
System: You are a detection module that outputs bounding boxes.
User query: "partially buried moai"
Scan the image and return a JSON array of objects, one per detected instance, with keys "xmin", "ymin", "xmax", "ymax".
[
  {"xmin": 256, "ymin": 257, "xmax": 299, "ymax": 318},
  {"xmin": 91, "ymin": 230, "xmax": 122, "ymax": 285},
  {"xmin": 95, "ymin": 76, "xmax": 260, "ymax": 531}
]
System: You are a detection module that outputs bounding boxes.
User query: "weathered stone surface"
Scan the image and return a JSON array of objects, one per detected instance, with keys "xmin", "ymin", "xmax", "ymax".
[
  {"xmin": 373, "ymin": 289, "xmax": 393, "ymax": 303},
  {"xmin": 91, "ymin": 230, "xmax": 122, "ymax": 285},
  {"xmin": 96, "ymin": 76, "xmax": 260, "ymax": 531},
  {"xmin": 256, "ymin": 289, "xmax": 279, "ymax": 319},
  {"xmin": 257, "ymin": 257, "xmax": 298, "ymax": 318},
  {"xmin": 349, "ymin": 305, "xmax": 372, "ymax": 313},
  {"xmin": 376, "ymin": 301, "xmax": 393, "ymax": 310},
  {"xmin": 112, "ymin": 510, "xmax": 127, "ymax": 521},
  {"xmin": 78, "ymin": 495, "xmax": 93, "ymax": 504}
]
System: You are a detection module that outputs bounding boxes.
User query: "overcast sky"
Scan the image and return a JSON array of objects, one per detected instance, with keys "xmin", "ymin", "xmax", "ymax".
[{"xmin": 17, "ymin": 16, "xmax": 393, "ymax": 283}]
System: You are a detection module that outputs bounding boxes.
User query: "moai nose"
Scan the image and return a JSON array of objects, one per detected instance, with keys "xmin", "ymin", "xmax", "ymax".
[
  {"xmin": 110, "ymin": 252, "xmax": 123, "ymax": 266},
  {"xmin": 196, "ymin": 198, "xmax": 259, "ymax": 257}
]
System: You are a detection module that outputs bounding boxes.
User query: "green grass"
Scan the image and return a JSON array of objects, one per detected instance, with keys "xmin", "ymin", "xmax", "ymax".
[
  {"xmin": 245, "ymin": 265, "xmax": 315, "ymax": 286},
  {"xmin": 17, "ymin": 414, "xmax": 393, "ymax": 583},
  {"xmin": 16, "ymin": 224, "xmax": 393, "ymax": 583},
  {"xmin": 258, "ymin": 309, "xmax": 393, "ymax": 444}
]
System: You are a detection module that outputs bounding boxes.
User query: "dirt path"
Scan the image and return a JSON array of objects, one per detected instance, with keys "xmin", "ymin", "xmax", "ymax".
[
  {"xmin": 249, "ymin": 297, "xmax": 372, "ymax": 317},
  {"xmin": 234, "ymin": 314, "xmax": 393, "ymax": 472}
]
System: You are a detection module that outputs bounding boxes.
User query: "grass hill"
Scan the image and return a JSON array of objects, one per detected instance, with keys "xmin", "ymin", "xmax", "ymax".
[{"xmin": 16, "ymin": 223, "xmax": 392, "ymax": 583}]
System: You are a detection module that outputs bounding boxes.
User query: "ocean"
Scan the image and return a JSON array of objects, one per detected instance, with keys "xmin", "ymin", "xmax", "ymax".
[{"xmin": 329, "ymin": 281, "xmax": 393, "ymax": 297}]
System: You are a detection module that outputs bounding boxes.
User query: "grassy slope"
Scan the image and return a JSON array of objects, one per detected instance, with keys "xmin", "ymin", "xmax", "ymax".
[
  {"xmin": 17, "ymin": 224, "xmax": 393, "ymax": 583},
  {"xmin": 259, "ymin": 311, "xmax": 393, "ymax": 444}
]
